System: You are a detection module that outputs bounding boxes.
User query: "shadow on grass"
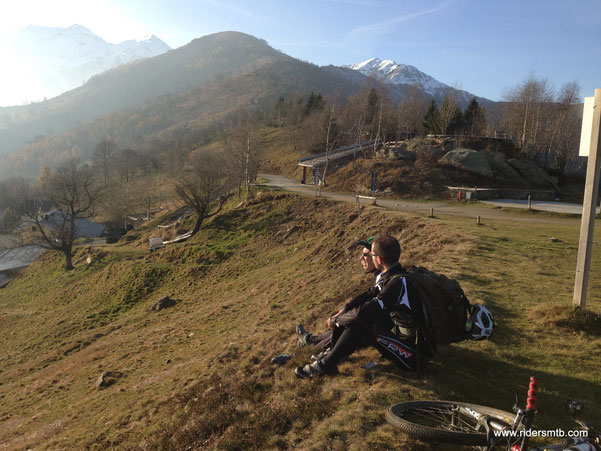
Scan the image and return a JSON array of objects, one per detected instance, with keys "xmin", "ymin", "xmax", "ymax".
[
  {"xmin": 205, "ymin": 212, "xmax": 241, "ymax": 232},
  {"xmin": 456, "ymin": 272, "xmax": 527, "ymax": 348},
  {"xmin": 421, "ymin": 347, "xmax": 601, "ymax": 431}
]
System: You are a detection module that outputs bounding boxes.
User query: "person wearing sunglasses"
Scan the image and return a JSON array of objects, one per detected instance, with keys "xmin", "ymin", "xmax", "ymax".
[
  {"xmin": 294, "ymin": 237, "xmax": 379, "ymax": 351},
  {"xmin": 271, "ymin": 236, "xmax": 379, "ymax": 366},
  {"xmin": 295, "ymin": 234, "xmax": 428, "ymax": 379}
]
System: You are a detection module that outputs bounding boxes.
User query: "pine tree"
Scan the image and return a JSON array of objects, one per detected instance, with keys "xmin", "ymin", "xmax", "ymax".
[
  {"xmin": 421, "ymin": 100, "xmax": 441, "ymax": 135},
  {"xmin": 463, "ymin": 97, "xmax": 487, "ymax": 136},
  {"xmin": 304, "ymin": 91, "xmax": 324, "ymax": 116}
]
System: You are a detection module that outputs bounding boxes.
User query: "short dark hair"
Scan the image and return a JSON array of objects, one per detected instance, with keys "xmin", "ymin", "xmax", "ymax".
[{"xmin": 371, "ymin": 234, "xmax": 400, "ymax": 266}]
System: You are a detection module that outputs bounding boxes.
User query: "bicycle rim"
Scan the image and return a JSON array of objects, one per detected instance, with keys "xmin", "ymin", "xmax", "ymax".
[{"xmin": 385, "ymin": 400, "xmax": 515, "ymax": 446}]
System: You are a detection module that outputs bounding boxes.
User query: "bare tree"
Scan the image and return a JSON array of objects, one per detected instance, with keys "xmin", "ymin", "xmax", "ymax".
[
  {"xmin": 548, "ymin": 81, "xmax": 581, "ymax": 175},
  {"xmin": 175, "ymin": 149, "xmax": 231, "ymax": 236},
  {"xmin": 501, "ymin": 75, "xmax": 583, "ymax": 177},
  {"xmin": 340, "ymin": 84, "xmax": 393, "ymax": 159},
  {"xmin": 321, "ymin": 98, "xmax": 341, "ymax": 185},
  {"xmin": 438, "ymin": 90, "xmax": 463, "ymax": 135},
  {"xmin": 502, "ymin": 74, "xmax": 554, "ymax": 161},
  {"xmin": 117, "ymin": 148, "xmax": 139, "ymax": 182},
  {"xmin": 226, "ymin": 110, "xmax": 263, "ymax": 196},
  {"xmin": 284, "ymin": 95, "xmax": 305, "ymax": 151},
  {"xmin": 0, "ymin": 176, "xmax": 30, "ymax": 233},
  {"xmin": 395, "ymin": 85, "xmax": 428, "ymax": 139},
  {"xmin": 93, "ymin": 139, "xmax": 117, "ymax": 187},
  {"xmin": 11, "ymin": 160, "xmax": 102, "ymax": 270},
  {"xmin": 341, "ymin": 89, "xmax": 368, "ymax": 150}
]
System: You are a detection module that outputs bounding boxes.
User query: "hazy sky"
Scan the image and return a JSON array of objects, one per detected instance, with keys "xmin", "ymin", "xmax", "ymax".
[{"xmin": 2, "ymin": 0, "xmax": 600, "ymax": 101}]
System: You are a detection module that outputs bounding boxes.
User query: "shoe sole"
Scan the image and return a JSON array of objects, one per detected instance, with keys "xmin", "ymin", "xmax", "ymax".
[
  {"xmin": 294, "ymin": 367, "xmax": 312, "ymax": 379},
  {"xmin": 296, "ymin": 325, "xmax": 309, "ymax": 346}
]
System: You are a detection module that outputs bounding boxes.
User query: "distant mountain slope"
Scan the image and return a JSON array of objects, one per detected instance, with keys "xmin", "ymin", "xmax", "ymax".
[
  {"xmin": 1, "ymin": 24, "xmax": 171, "ymax": 106},
  {"xmin": 0, "ymin": 32, "xmax": 499, "ymax": 179},
  {"xmin": 347, "ymin": 57, "xmax": 494, "ymax": 108},
  {"xmin": 0, "ymin": 31, "xmax": 294, "ymax": 156},
  {"xmin": 0, "ymin": 42, "xmax": 373, "ymax": 178}
]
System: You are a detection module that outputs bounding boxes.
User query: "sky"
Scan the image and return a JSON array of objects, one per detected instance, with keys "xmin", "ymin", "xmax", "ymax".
[{"xmin": 1, "ymin": 0, "xmax": 600, "ymax": 102}]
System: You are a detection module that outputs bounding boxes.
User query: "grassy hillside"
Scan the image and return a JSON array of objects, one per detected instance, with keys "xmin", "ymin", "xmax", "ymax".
[{"xmin": 1, "ymin": 191, "xmax": 600, "ymax": 449}]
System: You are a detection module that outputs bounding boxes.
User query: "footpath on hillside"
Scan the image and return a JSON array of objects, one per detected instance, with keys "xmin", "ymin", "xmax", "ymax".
[{"xmin": 257, "ymin": 173, "xmax": 587, "ymax": 226}]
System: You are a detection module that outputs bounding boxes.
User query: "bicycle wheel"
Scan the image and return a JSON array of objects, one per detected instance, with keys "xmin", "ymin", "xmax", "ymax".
[{"xmin": 385, "ymin": 400, "xmax": 516, "ymax": 446}]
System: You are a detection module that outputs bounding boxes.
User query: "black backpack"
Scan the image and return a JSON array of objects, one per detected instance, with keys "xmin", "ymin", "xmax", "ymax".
[{"xmin": 391, "ymin": 267, "xmax": 473, "ymax": 346}]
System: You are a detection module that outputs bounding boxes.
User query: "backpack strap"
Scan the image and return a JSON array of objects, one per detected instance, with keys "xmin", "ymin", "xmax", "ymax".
[
  {"xmin": 384, "ymin": 273, "xmax": 422, "ymax": 338},
  {"xmin": 396, "ymin": 270, "xmax": 438, "ymax": 355}
]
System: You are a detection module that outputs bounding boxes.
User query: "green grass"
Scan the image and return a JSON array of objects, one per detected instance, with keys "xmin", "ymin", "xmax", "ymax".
[
  {"xmin": 1, "ymin": 191, "xmax": 600, "ymax": 449},
  {"xmin": 433, "ymin": 214, "xmax": 601, "ymax": 433},
  {"xmin": 472, "ymin": 200, "xmax": 597, "ymax": 220}
]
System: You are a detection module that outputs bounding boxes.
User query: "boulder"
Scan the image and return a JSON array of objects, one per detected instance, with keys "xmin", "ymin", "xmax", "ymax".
[
  {"xmin": 388, "ymin": 148, "xmax": 416, "ymax": 161},
  {"xmin": 96, "ymin": 371, "xmax": 113, "ymax": 389},
  {"xmin": 417, "ymin": 147, "xmax": 446, "ymax": 160},
  {"xmin": 392, "ymin": 141, "xmax": 408, "ymax": 151},
  {"xmin": 439, "ymin": 148, "xmax": 494, "ymax": 178},
  {"xmin": 508, "ymin": 159, "xmax": 559, "ymax": 189},
  {"xmin": 375, "ymin": 146, "xmax": 416, "ymax": 161},
  {"xmin": 438, "ymin": 138, "xmax": 456, "ymax": 151},
  {"xmin": 481, "ymin": 150, "xmax": 527, "ymax": 185},
  {"xmin": 151, "ymin": 296, "xmax": 176, "ymax": 311},
  {"xmin": 405, "ymin": 138, "xmax": 428, "ymax": 152}
]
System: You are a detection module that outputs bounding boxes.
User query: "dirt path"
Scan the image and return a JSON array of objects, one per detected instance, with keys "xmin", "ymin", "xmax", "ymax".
[{"xmin": 257, "ymin": 173, "xmax": 586, "ymax": 226}]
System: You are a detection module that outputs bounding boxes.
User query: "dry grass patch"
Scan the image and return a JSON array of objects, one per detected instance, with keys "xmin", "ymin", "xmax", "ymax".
[
  {"xmin": 529, "ymin": 304, "xmax": 601, "ymax": 337},
  {"xmin": 1, "ymin": 193, "xmax": 474, "ymax": 449}
]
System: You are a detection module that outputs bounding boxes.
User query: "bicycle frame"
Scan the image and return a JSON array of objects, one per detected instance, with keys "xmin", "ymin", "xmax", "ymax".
[
  {"xmin": 455, "ymin": 377, "xmax": 599, "ymax": 451},
  {"xmin": 385, "ymin": 377, "xmax": 599, "ymax": 450}
]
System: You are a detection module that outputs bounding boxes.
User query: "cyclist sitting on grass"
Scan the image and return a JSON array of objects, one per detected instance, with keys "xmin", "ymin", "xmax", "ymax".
[
  {"xmin": 295, "ymin": 234, "xmax": 431, "ymax": 379},
  {"xmin": 297, "ymin": 236, "xmax": 379, "ymax": 352}
]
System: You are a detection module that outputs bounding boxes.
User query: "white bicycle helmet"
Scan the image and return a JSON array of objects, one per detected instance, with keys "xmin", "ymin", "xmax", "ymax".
[{"xmin": 467, "ymin": 304, "xmax": 494, "ymax": 340}]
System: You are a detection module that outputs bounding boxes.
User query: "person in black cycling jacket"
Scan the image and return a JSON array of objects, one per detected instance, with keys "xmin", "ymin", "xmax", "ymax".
[
  {"xmin": 295, "ymin": 236, "xmax": 379, "ymax": 351},
  {"xmin": 295, "ymin": 234, "xmax": 430, "ymax": 379}
]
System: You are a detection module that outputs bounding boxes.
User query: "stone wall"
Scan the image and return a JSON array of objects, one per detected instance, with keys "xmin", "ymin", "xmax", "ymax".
[{"xmin": 447, "ymin": 187, "xmax": 556, "ymax": 201}]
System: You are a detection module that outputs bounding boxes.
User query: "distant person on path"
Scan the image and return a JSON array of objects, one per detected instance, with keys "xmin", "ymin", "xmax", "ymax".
[{"xmin": 294, "ymin": 234, "xmax": 431, "ymax": 379}]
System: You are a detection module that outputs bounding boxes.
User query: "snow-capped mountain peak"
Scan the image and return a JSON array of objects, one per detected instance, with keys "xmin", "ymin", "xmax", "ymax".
[
  {"xmin": 345, "ymin": 57, "xmax": 488, "ymax": 107},
  {"xmin": 0, "ymin": 25, "xmax": 171, "ymax": 106},
  {"xmin": 347, "ymin": 57, "xmax": 448, "ymax": 96}
]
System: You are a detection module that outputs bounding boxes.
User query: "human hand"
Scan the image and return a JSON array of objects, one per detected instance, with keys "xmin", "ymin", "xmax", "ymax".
[
  {"xmin": 327, "ymin": 316, "xmax": 336, "ymax": 329},
  {"xmin": 327, "ymin": 309, "xmax": 344, "ymax": 329}
]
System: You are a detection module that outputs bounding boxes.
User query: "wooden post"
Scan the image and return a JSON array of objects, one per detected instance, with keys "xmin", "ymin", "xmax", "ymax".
[
  {"xmin": 573, "ymin": 89, "xmax": 601, "ymax": 309},
  {"xmin": 477, "ymin": 216, "xmax": 481, "ymax": 225},
  {"xmin": 430, "ymin": 208, "xmax": 434, "ymax": 217},
  {"xmin": 528, "ymin": 194, "xmax": 532, "ymax": 210}
]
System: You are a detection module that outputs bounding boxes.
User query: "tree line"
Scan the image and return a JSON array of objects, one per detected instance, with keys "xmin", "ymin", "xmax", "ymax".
[
  {"xmin": 0, "ymin": 108, "xmax": 262, "ymax": 270},
  {"xmin": 271, "ymin": 75, "xmax": 583, "ymax": 183},
  {"xmin": 0, "ymin": 74, "xmax": 585, "ymax": 270},
  {"xmin": 500, "ymin": 75, "xmax": 583, "ymax": 178}
]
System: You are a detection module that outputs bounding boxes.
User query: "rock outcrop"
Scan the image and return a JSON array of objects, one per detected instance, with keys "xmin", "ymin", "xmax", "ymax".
[
  {"xmin": 481, "ymin": 150, "xmax": 527, "ymax": 185},
  {"xmin": 439, "ymin": 148, "xmax": 557, "ymax": 189},
  {"xmin": 151, "ymin": 296, "xmax": 176, "ymax": 311},
  {"xmin": 508, "ymin": 159, "xmax": 559, "ymax": 190},
  {"xmin": 439, "ymin": 148, "xmax": 494, "ymax": 178}
]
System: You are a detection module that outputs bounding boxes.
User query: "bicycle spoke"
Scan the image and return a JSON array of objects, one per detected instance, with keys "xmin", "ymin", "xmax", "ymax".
[{"xmin": 400, "ymin": 407, "xmax": 482, "ymax": 433}]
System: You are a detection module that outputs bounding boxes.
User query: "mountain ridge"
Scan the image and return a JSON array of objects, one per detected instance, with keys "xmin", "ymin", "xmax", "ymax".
[
  {"xmin": 347, "ymin": 57, "xmax": 493, "ymax": 108},
  {"xmin": 1, "ymin": 24, "xmax": 172, "ymax": 107},
  {"xmin": 0, "ymin": 31, "xmax": 498, "ymax": 178}
]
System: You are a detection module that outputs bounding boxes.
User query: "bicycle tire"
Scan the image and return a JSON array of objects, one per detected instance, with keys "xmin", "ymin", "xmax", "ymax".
[{"xmin": 385, "ymin": 400, "xmax": 517, "ymax": 446}]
